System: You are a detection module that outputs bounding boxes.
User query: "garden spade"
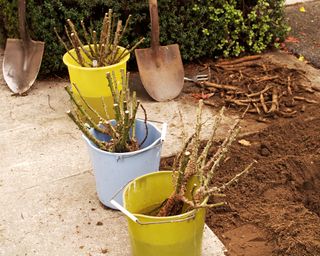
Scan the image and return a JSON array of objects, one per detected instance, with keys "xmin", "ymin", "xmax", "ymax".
[
  {"xmin": 135, "ymin": 0, "xmax": 184, "ymax": 101},
  {"xmin": 2, "ymin": 0, "xmax": 44, "ymax": 95}
]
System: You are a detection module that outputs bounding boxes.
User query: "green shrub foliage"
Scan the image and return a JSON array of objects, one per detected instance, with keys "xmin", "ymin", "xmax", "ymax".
[{"xmin": 0, "ymin": 0, "xmax": 289, "ymax": 74}]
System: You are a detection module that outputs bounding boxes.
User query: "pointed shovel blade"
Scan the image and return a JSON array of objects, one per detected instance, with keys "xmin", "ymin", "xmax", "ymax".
[
  {"xmin": 135, "ymin": 44, "xmax": 184, "ymax": 102},
  {"xmin": 2, "ymin": 38, "xmax": 44, "ymax": 94}
]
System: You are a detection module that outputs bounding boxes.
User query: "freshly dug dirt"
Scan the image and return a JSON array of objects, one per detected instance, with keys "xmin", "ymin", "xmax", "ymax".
[
  {"xmin": 160, "ymin": 56, "xmax": 320, "ymax": 256},
  {"xmin": 205, "ymin": 105, "xmax": 320, "ymax": 256},
  {"xmin": 160, "ymin": 106, "xmax": 320, "ymax": 256}
]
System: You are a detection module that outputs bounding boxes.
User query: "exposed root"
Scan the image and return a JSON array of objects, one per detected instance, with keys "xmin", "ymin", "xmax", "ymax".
[{"xmin": 191, "ymin": 56, "xmax": 318, "ymax": 119}]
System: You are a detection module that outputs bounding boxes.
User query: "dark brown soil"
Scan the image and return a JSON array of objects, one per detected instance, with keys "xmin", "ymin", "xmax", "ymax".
[
  {"xmin": 285, "ymin": 1, "xmax": 320, "ymax": 69},
  {"xmin": 160, "ymin": 98, "xmax": 320, "ymax": 255},
  {"xmin": 204, "ymin": 105, "xmax": 320, "ymax": 256}
]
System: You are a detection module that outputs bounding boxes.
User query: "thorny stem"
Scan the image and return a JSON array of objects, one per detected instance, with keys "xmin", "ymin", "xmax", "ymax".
[
  {"xmin": 67, "ymin": 19, "xmax": 93, "ymax": 62},
  {"xmin": 92, "ymin": 30, "xmax": 98, "ymax": 58},
  {"xmin": 54, "ymin": 27, "xmax": 79, "ymax": 64},
  {"xmin": 80, "ymin": 20, "xmax": 95, "ymax": 57},
  {"xmin": 175, "ymin": 151, "xmax": 191, "ymax": 194},
  {"xmin": 139, "ymin": 104, "xmax": 148, "ymax": 147},
  {"xmin": 72, "ymin": 83, "xmax": 105, "ymax": 123},
  {"xmin": 55, "ymin": 10, "xmax": 143, "ymax": 67},
  {"xmin": 219, "ymin": 160, "xmax": 257, "ymax": 191},
  {"xmin": 110, "ymin": 20, "xmax": 122, "ymax": 64},
  {"xmin": 197, "ymin": 107, "xmax": 225, "ymax": 184},
  {"xmin": 114, "ymin": 37, "xmax": 145, "ymax": 64},
  {"xmin": 157, "ymin": 103, "xmax": 255, "ymax": 217},
  {"xmin": 66, "ymin": 86, "xmax": 106, "ymax": 129},
  {"xmin": 103, "ymin": 9, "xmax": 113, "ymax": 63},
  {"xmin": 67, "ymin": 110, "xmax": 107, "ymax": 150},
  {"xmin": 204, "ymin": 119, "xmax": 241, "ymax": 188},
  {"xmin": 66, "ymin": 69, "xmax": 143, "ymax": 153}
]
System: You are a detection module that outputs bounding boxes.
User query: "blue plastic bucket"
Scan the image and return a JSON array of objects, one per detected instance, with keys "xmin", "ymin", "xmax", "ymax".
[{"xmin": 83, "ymin": 119, "xmax": 165, "ymax": 209}]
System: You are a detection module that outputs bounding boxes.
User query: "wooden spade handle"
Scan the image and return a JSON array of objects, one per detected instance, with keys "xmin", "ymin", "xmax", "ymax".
[
  {"xmin": 18, "ymin": 0, "xmax": 30, "ymax": 44},
  {"xmin": 149, "ymin": 0, "xmax": 160, "ymax": 51}
]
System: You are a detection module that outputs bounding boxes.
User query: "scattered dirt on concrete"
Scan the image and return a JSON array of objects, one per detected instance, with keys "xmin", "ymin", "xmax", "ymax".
[{"xmin": 160, "ymin": 106, "xmax": 320, "ymax": 256}]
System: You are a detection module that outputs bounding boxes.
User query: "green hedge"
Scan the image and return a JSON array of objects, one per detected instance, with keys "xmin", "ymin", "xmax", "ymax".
[{"xmin": 0, "ymin": 0, "xmax": 288, "ymax": 75}]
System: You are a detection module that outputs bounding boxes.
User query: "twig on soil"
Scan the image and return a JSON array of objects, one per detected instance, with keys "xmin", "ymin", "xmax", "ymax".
[
  {"xmin": 255, "ymin": 75, "xmax": 279, "ymax": 83},
  {"xmin": 293, "ymin": 96, "xmax": 318, "ymax": 104},
  {"xmin": 203, "ymin": 101, "xmax": 216, "ymax": 107},
  {"xmin": 201, "ymin": 81, "xmax": 243, "ymax": 92},
  {"xmin": 246, "ymin": 85, "xmax": 273, "ymax": 98},
  {"xmin": 47, "ymin": 95, "xmax": 56, "ymax": 111},
  {"xmin": 217, "ymin": 55, "xmax": 262, "ymax": 66},
  {"xmin": 268, "ymin": 87, "xmax": 279, "ymax": 113}
]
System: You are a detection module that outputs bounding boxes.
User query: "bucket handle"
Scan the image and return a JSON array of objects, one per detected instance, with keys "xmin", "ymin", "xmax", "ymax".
[
  {"xmin": 115, "ymin": 121, "xmax": 166, "ymax": 161},
  {"xmin": 136, "ymin": 118, "xmax": 167, "ymax": 142},
  {"xmin": 110, "ymin": 183, "xmax": 196, "ymax": 225},
  {"xmin": 160, "ymin": 122, "xmax": 167, "ymax": 142}
]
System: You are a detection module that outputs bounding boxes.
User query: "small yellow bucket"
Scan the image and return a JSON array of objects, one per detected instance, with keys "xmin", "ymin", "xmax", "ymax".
[
  {"xmin": 112, "ymin": 171, "xmax": 206, "ymax": 256},
  {"xmin": 63, "ymin": 45, "xmax": 130, "ymax": 119}
]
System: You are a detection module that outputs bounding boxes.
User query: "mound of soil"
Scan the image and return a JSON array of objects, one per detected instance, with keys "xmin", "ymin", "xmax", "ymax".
[{"xmin": 205, "ymin": 106, "xmax": 320, "ymax": 256}]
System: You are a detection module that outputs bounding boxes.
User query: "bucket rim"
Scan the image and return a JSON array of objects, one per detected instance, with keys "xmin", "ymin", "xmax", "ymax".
[
  {"xmin": 63, "ymin": 45, "xmax": 130, "ymax": 71},
  {"xmin": 123, "ymin": 171, "xmax": 201, "ymax": 222},
  {"xmin": 82, "ymin": 119, "xmax": 162, "ymax": 156}
]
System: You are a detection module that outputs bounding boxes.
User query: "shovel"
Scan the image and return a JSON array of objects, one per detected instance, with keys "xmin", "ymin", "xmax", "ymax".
[
  {"xmin": 2, "ymin": 0, "xmax": 44, "ymax": 95},
  {"xmin": 135, "ymin": 0, "xmax": 184, "ymax": 102}
]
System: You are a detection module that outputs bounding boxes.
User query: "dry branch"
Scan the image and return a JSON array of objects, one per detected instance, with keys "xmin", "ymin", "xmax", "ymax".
[
  {"xmin": 201, "ymin": 81, "xmax": 243, "ymax": 92},
  {"xmin": 66, "ymin": 69, "xmax": 146, "ymax": 153},
  {"xmin": 55, "ymin": 10, "xmax": 144, "ymax": 67},
  {"xmin": 156, "ymin": 101, "xmax": 256, "ymax": 217},
  {"xmin": 217, "ymin": 55, "xmax": 262, "ymax": 66}
]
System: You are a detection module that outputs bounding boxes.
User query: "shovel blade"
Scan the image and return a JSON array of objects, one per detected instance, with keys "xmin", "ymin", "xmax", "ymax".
[
  {"xmin": 2, "ymin": 38, "xmax": 44, "ymax": 94},
  {"xmin": 135, "ymin": 44, "xmax": 184, "ymax": 101}
]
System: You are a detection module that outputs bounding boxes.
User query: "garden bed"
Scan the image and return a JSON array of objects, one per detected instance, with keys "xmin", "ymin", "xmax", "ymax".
[
  {"xmin": 161, "ymin": 56, "xmax": 320, "ymax": 255},
  {"xmin": 161, "ymin": 105, "xmax": 320, "ymax": 256},
  {"xmin": 206, "ymin": 105, "xmax": 320, "ymax": 256}
]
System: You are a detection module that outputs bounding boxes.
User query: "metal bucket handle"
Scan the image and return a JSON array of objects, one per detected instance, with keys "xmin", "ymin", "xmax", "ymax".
[
  {"xmin": 136, "ymin": 118, "xmax": 167, "ymax": 142},
  {"xmin": 110, "ymin": 180, "xmax": 196, "ymax": 225}
]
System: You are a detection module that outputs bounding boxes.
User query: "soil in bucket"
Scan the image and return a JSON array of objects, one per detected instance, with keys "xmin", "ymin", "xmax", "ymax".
[{"xmin": 123, "ymin": 171, "xmax": 206, "ymax": 256}]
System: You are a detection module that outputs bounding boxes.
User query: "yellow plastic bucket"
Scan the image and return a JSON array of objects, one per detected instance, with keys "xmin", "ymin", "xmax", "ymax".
[
  {"xmin": 63, "ymin": 45, "xmax": 130, "ymax": 119},
  {"xmin": 118, "ymin": 171, "xmax": 206, "ymax": 256}
]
